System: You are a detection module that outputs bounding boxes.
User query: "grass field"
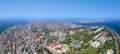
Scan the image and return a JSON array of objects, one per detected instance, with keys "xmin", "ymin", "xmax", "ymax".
[{"xmin": 81, "ymin": 47, "xmax": 98, "ymax": 54}]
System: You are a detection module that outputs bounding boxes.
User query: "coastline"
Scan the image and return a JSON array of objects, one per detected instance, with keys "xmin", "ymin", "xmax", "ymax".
[
  {"xmin": 107, "ymin": 27, "xmax": 120, "ymax": 54},
  {"xmin": 74, "ymin": 23, "xmax": 120, "ymax": 35}
]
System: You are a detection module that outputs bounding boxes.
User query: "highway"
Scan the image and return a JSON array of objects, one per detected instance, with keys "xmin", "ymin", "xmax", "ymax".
[{"xmin": 107, "ymin": 28, "xmax": 119, "ymax": 54}]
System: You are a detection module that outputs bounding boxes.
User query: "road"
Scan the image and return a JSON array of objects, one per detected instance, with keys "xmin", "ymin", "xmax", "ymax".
[{"xmin": 108, "ymin": 28, "xmax": 119, "ymax": 54}]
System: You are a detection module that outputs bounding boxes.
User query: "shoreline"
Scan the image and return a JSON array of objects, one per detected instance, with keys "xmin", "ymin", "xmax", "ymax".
[{"xmin": 107, "ymin": 27, "xmax": 120, "ymax": 54}]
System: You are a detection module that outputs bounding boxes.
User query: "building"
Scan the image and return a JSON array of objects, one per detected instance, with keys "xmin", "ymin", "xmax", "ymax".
[
  {"xmin": 90, "ymin": 41, "xmax": 100, "ymax": 48},
  {"xmin": 94, "ymin": 27, "xmax": 104, "ymax": 33},
  {"xmin": 107, "ymin": 49, "xmax": 114, "ymax": 54}
]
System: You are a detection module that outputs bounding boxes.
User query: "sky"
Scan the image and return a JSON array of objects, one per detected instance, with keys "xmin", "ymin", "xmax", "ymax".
[{"xmin": 0, "ymin": 0, "xmax": 120, "ymax": 19}]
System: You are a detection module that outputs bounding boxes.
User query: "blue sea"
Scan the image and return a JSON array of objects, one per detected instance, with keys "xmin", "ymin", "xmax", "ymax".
[{"xmin": 0, "ymin": 19, "xmax": 27, "ymax": 34}]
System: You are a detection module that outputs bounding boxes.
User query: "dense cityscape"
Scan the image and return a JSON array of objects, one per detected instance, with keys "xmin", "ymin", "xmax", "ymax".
[
  {"xmin": 0, "ymin": 0, "xmax": 120, "ymax": 54},
  {"xmin": 0, "ymin": 20, "xmax": 119, "ymax": 54}
]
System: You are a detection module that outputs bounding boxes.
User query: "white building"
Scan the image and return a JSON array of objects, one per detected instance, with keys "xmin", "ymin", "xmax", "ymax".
[
  {"xmin": 107, "ymin": 49, "xmax": 114, "ymax": 54},
  {"xmin": 94, "ymin": 32, "xmax": 103, "ymax": 40},
  {"xmin": 61, "ymin": 44, "xmax": 69, "ymax": 52},
  {"xmin": 94, "ymin": 27, "xmax": 104, "ymax": 33},
  {"xmin": 90, "ymin": 41, "xmax": 100, "ymax": 48}
]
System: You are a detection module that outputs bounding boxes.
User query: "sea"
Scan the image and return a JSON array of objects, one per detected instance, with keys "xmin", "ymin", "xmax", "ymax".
[{"xmin": 0, "ymin": 19, "xmax": 27, "ymax": 34}]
